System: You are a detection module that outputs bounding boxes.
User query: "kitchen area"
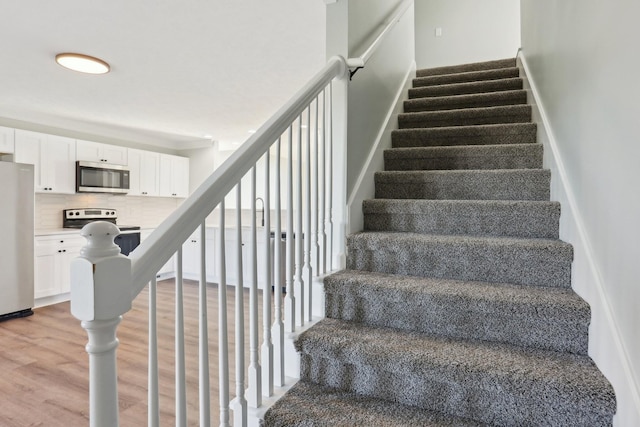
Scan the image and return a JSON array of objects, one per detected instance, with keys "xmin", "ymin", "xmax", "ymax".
[{"xmin": 0, "ymin": 124, "xmax": 288, "ymax": 318}]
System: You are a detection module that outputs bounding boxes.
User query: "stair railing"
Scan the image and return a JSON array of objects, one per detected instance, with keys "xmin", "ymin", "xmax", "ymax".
[{"xmin": 70, "ymin": 55, "xmax": 348, "ymax": 427}]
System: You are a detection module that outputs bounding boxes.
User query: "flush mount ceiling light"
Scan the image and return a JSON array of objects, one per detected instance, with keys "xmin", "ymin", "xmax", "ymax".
[{"xmin": 55, "ymin": 53, "xmax": 110, "ymax": 74}]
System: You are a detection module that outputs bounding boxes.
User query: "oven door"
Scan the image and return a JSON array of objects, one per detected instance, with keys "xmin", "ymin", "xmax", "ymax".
[
  {"xmin": 76, "ymin": 161, "xmax": 130, "ymax": 194},
  {"xmin": 114, "ymin": 231, "xmax": 141, "ymax": 256}
]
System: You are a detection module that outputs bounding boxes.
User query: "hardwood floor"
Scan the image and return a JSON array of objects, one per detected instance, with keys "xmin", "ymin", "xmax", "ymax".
[{"xmin": 0, "ymin": 279, "xmax": 263, "ymax": 426}]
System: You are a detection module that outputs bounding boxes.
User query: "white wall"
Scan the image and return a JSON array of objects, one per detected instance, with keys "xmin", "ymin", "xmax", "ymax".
[
  {"xmin": 326, "ymin": 0, "xmax": 415, "ymax": 198},
  {"xmin": 521, "ymin": 1, "xmax": 640, "ymax": 425},
  {"xmin": 415, "ymin": 0, "xmax": 520, "ymax": 69}
]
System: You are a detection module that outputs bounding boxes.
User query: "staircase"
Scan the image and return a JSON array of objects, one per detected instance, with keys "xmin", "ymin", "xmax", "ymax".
[{"xmin": 263, "ymin": 58, "xmax": 616, "ymax": 426}]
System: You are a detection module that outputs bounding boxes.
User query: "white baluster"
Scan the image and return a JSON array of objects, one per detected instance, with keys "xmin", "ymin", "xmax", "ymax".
[
  {"xmin": 302, "ymin": 107, "xmax": 312, "ymax": 327},
  {"xmin": 274, "ymin": 137, "xmax": 285, "ymax": 386},
  {"xmin": 199, "ymin": 222, "xmax": 211, "ymax": 427},
  {"xmin": 327, "ymin": 83, "xmax": 335, "ymax": 270},
  {"xmin": 219, "ymin": 202, "xmax": 230, "ymax": 427},
  {"xmin": 288, "ymin": 117, "xmax": 302, "ymax": 333},
  {"xmin": 320, "ymin": 88, "xmax": 328, "ymax": 276},
  {"xmin": 263, "ymin": 152, "xmax": 284, "ymax": 388},
  {"xmin": 247, "ymin": 167, "xmax": 262, "ymax": 407},
  {"xmin": 176, "ymin": 248, "xmax": 187, "ymax": 427},
  {"xmin": 262, "ymin": 152, "xmax": 275, "ymax": 395},
  {"xmin": 311, "ymin": 96, "xmax": 320, "ymax": 321},
  {"xmin": 233, "ymin": 185, "xmax": 247, "ymax": 427},
  {"xmin": 149, "ymin": 277, "xmax": 159, "ymax": 427}
]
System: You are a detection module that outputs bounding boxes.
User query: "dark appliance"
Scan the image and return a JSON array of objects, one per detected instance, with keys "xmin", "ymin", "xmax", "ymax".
[
  {"xmin": 63, "ymin": 208, "xmax": 140, "ymax": 256},
  {"xmin": 76, "ymin": 161, "xmax": 130, "ymax": 194}
]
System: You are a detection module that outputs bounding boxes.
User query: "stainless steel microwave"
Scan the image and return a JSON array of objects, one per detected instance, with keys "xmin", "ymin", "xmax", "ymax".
[{"xmin": 76, "ymin": 161, "xmax": 130, "ymax": 194}]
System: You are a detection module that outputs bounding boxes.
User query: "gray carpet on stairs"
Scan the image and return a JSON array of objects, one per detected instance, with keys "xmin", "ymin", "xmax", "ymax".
[
  {"xmin": 263, "ymin": 57, "xmax": 616, "ymax": 426},
  {"xmin": 375, "ymin": 169, "xmax": 551, "ymax": 201},
  {"xmin": 296, "ymin": 319, "xmax": 615, "ymax": 427},
  {"xmin": 363, "ymin": 199, "xmax": 560, "ymax": 238},
  {"xmin": 392, "ymin": 123, "xmax": 537, "ymax": 147},
  {"xmin": 409, "ymin": 77, "xmax": 523, "ymax": 99},
  {"xmin": 383, "ymin": 143, "xmax": 543, "ymax": 170}
]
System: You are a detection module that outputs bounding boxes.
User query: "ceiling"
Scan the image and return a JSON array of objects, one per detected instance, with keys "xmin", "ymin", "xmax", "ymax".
[{"xmin": 0, "ymin": 0, "xmax": 326, "ymax": 151}]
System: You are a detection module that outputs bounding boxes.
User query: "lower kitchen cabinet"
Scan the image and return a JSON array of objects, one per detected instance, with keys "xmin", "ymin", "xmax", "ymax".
[{"xmin": 34, "ymin": 234, "xmax": 85, "ymax": 301}]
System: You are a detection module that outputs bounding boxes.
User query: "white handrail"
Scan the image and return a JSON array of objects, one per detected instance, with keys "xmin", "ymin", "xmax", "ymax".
[
  {"xmin": 128, "ymin": 56, "xmax": 347, "ymax": 295},
  {"xmin": 346, "ymin": 0, "xmax": 413, "ymax": 71}
]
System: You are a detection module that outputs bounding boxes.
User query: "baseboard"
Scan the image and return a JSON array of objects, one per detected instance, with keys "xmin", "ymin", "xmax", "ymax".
[
  {"xmin": 346, "ymin": 61, "xmax": 417, "ymax": 234},
  {"xmin": 518, "ymin": 53, "xmax": 640, "ymax": 426}
]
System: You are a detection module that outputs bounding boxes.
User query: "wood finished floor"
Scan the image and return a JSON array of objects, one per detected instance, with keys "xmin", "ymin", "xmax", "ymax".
[{"xmin": 0, "ymin": 279, "xmax": 264, "ymax": 426}]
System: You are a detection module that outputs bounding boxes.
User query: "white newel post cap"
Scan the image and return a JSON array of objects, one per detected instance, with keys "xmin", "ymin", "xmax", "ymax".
[{"xmin": 71, "ymin": 221, "xmax": 133, "ymax": 322}]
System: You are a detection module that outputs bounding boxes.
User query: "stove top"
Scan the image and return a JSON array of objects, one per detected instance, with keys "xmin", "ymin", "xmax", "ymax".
[{"xmin": 62, "ymin": 208, "xmax": 140, "ymax": 231}]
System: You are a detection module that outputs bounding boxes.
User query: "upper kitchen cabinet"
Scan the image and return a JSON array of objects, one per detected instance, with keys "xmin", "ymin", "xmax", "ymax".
[
  {"xmin": 128, "ymin": 148, "xmax": 160, "ymax": 196},
  {"xmin": 14, "ymin": 130, "xmax": 76, "ymax": 194},
  {"xmin": 159, "ymin": 154, "xmax": 189, "ymax": 198},
  {"xmin": 76, "ymin": 140, "xmax": 128, "ymax": 165},
  {"xmin": 0, "ymin": 126, "xmax": 15, "ymax": 154}
]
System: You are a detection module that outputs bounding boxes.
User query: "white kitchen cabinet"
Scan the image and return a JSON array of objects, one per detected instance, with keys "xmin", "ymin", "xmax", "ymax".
[
  {"xmin": 34, "ymin": 234, "xmax": 85, "ymax": 300},
  {"xmin": 159, "ymin": 154, "xmax": 189, "ymax": 198},
  {"xmin": 15, "ymin": 130, "xmax": 76, "ymax": 194},
  {"xmin": 77, "ymin": 140, "xmax": 128, "ymax": 165},
  {"xmin": 0, "ymin": 126, "xmax": 15, "ymax": 153},
  {"xmin": 181, "ymin": 227, "xmax": 217, "ymax": 282},
  {"xmin": 128, "ymin": 149, "xmax": 160, "ymax": 196}
]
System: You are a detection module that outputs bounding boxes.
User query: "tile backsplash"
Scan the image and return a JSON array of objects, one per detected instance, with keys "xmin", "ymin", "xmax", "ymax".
[{"xmin": 35, "ymin": 193, "xmax": 183, "ymax": 230}]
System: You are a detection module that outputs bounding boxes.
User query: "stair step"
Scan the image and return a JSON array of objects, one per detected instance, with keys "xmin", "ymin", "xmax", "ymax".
[
  {"xmin": 347, "ymin": 232, "xmax": 572, "ymax": 287},
  {"xmin": 363, "ymin": 199, "xmax": 559, "ymax": 238},
  {"xmin": 392, "ymin": 123, "xmax": 537, "ymax": 148},
  {"xmin": 384, "ymin": 143, "xmax": 543, "ymax": 171},
  {"xmin": 413, "ymin": 67, "xmax": 520, "ymax": 88},
  {"xmin": 409, "ymin": 77, "xmax": 523, "ymax": 99},
  {"xmin": 416, "ymin": 58, "xmax": 516, "ymax": 78},
  {"xmin": 263, "ymin": 381, "xmax": 483, "ymax": 427},
  {"xmin": 404, "ymin": 90, "xmax": 526, "ymax": 113},
  {"xmin": 297, "ymin": 319, "xmax": 616, "ymax": 426},
  {"xmin": 324, "ymin": 270, "xmax": 589, "ymax": 354},
  {"xmin": 399, "ymin": 105, "xmax": 531, "ymax": 129},
  {"xmin": 375, "ymin": 169, "xmax": 550, "ymax": 201}
]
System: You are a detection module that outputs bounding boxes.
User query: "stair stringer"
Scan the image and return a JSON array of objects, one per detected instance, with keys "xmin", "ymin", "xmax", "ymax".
[{"xmin": 518, "ymin": 53, "xmax": 640, "ymax": 425}]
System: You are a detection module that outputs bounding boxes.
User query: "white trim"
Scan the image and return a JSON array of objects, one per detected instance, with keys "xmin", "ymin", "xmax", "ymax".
[
  {"xmin": 346, "ymin": 61, "xmax": 416, "ymax": 234},
  {"xmin": 519, "ymin": 53, "xmax": 640, "ymax": 425}
]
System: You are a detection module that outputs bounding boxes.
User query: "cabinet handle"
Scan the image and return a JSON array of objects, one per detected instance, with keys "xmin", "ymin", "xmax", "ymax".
[
  {"xmin": 60, "ymin": 240, "xmax": 64, "ymax": 243},
  {"xmin": 58, "ymin": 250, "xmax": 61, "ymax": 253},
  {"xmin": 62, "ymin": 249, "xmax": 66, "ymax": 253}
]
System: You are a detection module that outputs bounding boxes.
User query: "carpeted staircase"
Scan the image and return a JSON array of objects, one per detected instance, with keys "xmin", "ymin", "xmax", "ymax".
[{"xmin": 263, "ymin": 58, "xmax": 617, "ymax": 426}]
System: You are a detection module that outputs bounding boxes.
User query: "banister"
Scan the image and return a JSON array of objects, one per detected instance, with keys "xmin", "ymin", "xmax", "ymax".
[
  {"xmin": 346, "ymin": 0, "xmax": 413, "ymax": 78},
  {"xmin": 129, "ymin": 55, "xmax": 348, "ymax": 296}
]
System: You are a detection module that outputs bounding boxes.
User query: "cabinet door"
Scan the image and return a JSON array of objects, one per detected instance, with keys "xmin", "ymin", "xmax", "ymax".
[
  {"xmin": 159, "ymin": 154, "xmax": 189, "ymax": 197},
  {"xmin": 127, "ymin": 149, "xmax": 142, "ymax": 195},
  {"xmin": 102, "ymin": 145, "xmax": 127, "ymax": 165},
  {"xmin": 34, "ymin": 240, "xmax": 58, "ymax": 299},
  {"xmin": 172, "ymin": 156, "xmax": 189, "ymax": 197},
  {"xmin": 0, "ymin": 126, "xmax": 15, "ymax": 153},
  {"xmin": 140, "ymin": 151, "xmax": 160, "ymax": 196},
  {"xmin": 76, "ymin": 140, "xmax": 103, "ymax": 163},
  {"xmin": 14, "ymin": 130, "xmax": 45, "ymax": 191},
  {"xmin": 43, "ymin": 135, "xmax": 76, "ymax": 194},
  {"xmin": 159, "ymin": 154, "xmax": 172, "ymax": 197},
  {"xmin": 182, "ymin": 230, "xmax": 202, "ymax": 279},
  {"xmin": 77, "ymin": 140, "xmax": 127, "ymax": 165},
  {"xmin": 15, "ymin": 131, "xmax": 75, "ymax": 194},
  {"xmin": 58, "ymin": 237, "xmax": 84, "ymax": 294}
]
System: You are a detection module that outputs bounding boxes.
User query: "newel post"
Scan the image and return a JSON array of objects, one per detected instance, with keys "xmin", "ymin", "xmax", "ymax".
[{"xmin": 70, "ymin": 221, "xmax": 133, "ymax": 427}]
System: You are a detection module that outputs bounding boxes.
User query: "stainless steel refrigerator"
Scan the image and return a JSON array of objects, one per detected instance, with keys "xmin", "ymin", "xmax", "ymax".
[{"xmin": 0, "ymin": 161, "xmax": 34, "ymax": 320}]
